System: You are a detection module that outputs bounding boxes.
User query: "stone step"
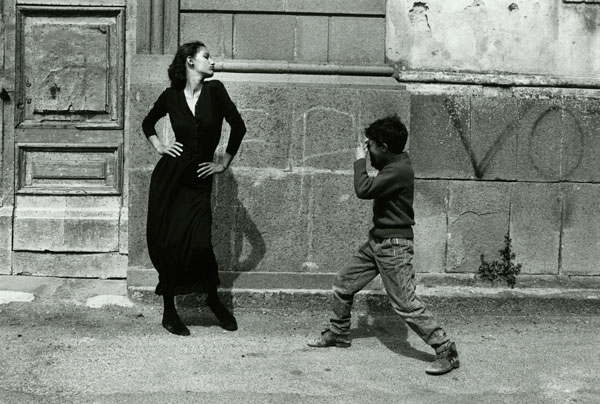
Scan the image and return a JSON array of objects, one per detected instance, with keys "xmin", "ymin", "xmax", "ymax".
[
  {"xmin": 128, "ymin": 285, "xmax": 600, "ymax": 316},
  {"xmin": 2, "ymin": 274, "xmax": 599, "ymax": 316}
]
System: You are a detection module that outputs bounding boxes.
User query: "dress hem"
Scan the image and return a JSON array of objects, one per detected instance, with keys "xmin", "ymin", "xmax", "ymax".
[{"xmin": 154, "ymin": 280, "xmax": 220, "ymax": 297}]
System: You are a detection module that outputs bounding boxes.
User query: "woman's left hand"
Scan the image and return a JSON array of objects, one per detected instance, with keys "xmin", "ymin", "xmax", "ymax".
[{"xmin": 197, "ymin": 162, "xmax": 227, "ymax": 178}]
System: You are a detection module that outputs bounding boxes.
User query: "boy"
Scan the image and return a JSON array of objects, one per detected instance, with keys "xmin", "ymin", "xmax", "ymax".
[{"xmin": 307, "ymin": 115, "xmax": 459, "ymax": 376}]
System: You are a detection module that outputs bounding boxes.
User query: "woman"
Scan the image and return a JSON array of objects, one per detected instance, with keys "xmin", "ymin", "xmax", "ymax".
[{"xmin": 142, "ymin": 41, "xmax": 246, "ymax": 336}]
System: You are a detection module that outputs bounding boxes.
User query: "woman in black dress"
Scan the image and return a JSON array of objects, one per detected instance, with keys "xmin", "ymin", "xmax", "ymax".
[{"xmin": 142, "ymin": 41, "xmax": 246, "ymax": 336}]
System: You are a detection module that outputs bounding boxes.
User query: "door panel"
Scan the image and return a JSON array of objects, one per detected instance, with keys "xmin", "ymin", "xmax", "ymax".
[
  {"xmin": 16, "ymin": 144, "xmax": 122, "ymax": 195},
  {"xmin": 16, "ymin": 6, "xmax": 123, "ymax": 128}
]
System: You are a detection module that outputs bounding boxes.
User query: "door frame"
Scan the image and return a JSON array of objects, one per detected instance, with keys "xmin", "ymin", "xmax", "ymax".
[{"xmin": 0, "ymin": 0, "xmax": 16, "ymax": 275}]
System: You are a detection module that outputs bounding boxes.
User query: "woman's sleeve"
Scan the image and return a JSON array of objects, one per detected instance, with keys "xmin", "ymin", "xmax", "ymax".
[
  {"xmin": 141, "ymin": 89, "xmax": 168, "ymax": 138},
  {"xmin": 215, "ymin": 81, "xmax": 247, "ymax": 156}
]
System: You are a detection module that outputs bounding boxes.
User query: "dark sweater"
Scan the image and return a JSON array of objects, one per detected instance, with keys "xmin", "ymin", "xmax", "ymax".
[
  {"xmin": 353, "ymin": 153, "xmax": 415, "ymax": 239},
  {"xmin": 142, "ymin": 80, "xmax": 246, "ymax": 161}
]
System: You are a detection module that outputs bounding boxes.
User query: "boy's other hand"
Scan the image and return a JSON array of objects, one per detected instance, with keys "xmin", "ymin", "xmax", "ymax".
[{"xmin": 355, "ymin": 140, "xmax": 367, "ymax": 160}]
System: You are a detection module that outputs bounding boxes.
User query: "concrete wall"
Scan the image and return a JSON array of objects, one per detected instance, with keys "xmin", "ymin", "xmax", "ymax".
[{"xmin": 387, "ymin": 0, "xmax": 600, "ymax": 79}]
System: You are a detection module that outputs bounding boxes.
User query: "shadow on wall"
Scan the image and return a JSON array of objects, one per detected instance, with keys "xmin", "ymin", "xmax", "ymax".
[
  {"xmin": 179, "ymin": 170, "xmax": 265, "ymax": 324},
  {"xmin": 212, "ymin": 169, "xmax": 266, "ymax": 310}
]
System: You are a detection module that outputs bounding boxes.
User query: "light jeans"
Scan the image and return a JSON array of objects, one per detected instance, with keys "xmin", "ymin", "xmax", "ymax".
[{"xmin": 330, "ymin": 235, "xmax": 449, "ymax": 348}]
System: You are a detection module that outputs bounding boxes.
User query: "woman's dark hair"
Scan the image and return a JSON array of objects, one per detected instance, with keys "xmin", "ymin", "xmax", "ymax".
[
  {"xmin": 365, "ymin": 114, "xmax": 408, "ymax": 153},
  {"xmin": 168, "ymin": 41, "xmax": 206, "ymax": 89}
]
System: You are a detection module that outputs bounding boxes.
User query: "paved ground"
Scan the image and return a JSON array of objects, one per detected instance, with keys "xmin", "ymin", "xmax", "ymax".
[{"xmin": 0, "ymin": 286, "xmax": 599, "ymax": 404}]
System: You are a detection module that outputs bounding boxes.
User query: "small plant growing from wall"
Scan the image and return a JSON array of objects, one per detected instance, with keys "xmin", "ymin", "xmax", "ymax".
[{"xmin": 478, "ymin": 233, "xmax": 522, "ymax": 288}]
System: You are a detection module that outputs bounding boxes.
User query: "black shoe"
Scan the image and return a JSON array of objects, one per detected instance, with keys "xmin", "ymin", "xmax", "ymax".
[
  {"xmin": 307, "ymin": 329, "xmax": 351, "ymax": 348},
  {"xmin": 162, "ymin": 312, "xmax": 190, "ymax": 336},
  {"xmin": 207, "ymin": 298, "xmax": 238, "ymax": 331},
  {"xmin": 425, "ymin": 342, "xmax": 460, "ymax": 375}
]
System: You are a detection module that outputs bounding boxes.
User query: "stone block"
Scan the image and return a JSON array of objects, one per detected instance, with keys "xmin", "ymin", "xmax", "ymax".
[
  {"xmin": 218, "ymin": 84, "xmax": 293, "ymax": 168},
  {"xmin": 469, "ymin": 96, "xmax": 519, "ymax": 180},
  {"xmin": 13, "ymin": 196, "xmax": 121, "ymax": 253},
  {"xmin": 217, "ymin": 271, "xmax": 335, "ymax": 290},
  {"xmin": 13, "ymin": 252, "xmax": 127, "ymax": 278},
  {"xmin": 212, "ymin": 170, "xmax": 310, "ymax": 273},
  {"xmin": 234, "ymin": 14, "xmax": 296, "ymax": 61},
  {"xmin": 180, "ymin": 13, "xmax": 233, "ymax": 59},
  {"xmin": 561, "ymin": 96, "xmax": 600, "ymax": 182},
  {"xmin": 447, "ymin": 182, "xmax": 511, "ymax": 273},
  {"xmin": 129, "ymin": 83, "xmax": 170, "ymax": 170},
  {"xmin": 409, "ymin": 94, "xmax": 474, "ymax": 179},
  {"xmin": 285, "ymin": 0, "xmax": 386, "ymax": 14},
  {"xmin": 413, "ymin": 180, "xmax": 448, "ymax": 274},
  {"xmin": 290, "ymin": 86, "xmax": 361, "ymax": 171},
  {"xmin": 0, "ymin": 207, "xmax": 13, "ymax": 275},
  {"xmin": 181, "ymin": 0, "xmax": 386, "ymax": 15},
  {"xmin": 182, "ymin": 0, "xmax": 284, "ymax": 12},
  {"xmin": 308, "ymin": 173, "xmax": 372, "ymax": 273},
  {"xmin": 357, "ymin": 87, "xmax": 411, "ymax": 137},
  {"xmin": 510, "ymin": 183, "xmax": 561, "ymax": 275},
  {"xmin": 295, "ymin": 16, "xmax": 328, "ymax": 63},
  {"xmin": 119, "ymin": 206, "xmax": 128, "ymax": 254},
  {"xmin": 561, "ymin": 183, "xmax": 600, "ymax": 275},
  {"xmin": 515, "ymin": 98, "xmax": 564, "ymax": 182},
  {"xmin": 329, "ymin": 16, "xmax": 385, "ymax": 65},
  {"xmin": 127, "ymin": 168, "xmax": 153, "ymax": 269},
  {"xmin": 127, "ymin": 267, "xmax": 158, "ymax": 288}
]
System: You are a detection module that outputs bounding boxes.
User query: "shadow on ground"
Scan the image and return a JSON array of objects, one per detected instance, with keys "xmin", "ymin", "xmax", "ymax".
[{"xmin": 351, "ymin": 314, "xmax": 436, "ymax": 363}]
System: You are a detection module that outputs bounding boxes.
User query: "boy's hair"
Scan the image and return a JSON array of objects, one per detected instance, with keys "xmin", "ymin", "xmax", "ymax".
[{"xmin": 365, "ymin": 114, "xmax": 408, "ymax": 153}]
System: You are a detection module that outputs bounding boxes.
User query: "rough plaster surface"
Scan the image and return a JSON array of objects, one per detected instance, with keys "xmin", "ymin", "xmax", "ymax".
[{"xmin": 387, "ymin": 0, "xmax": 600, "ymax": 78}]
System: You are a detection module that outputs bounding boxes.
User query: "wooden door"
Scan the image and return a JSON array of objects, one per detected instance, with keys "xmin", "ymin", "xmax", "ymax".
[{"xmin": 11, "ymin": 0, "xmax": 127, "ymax": 277}]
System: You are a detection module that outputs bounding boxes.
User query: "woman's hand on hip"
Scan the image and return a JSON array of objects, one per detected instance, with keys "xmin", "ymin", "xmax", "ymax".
[
  {"xmin": 197, "ymin": 162, "xmax": 226, "ymax": 178},
  {"xmin": 156, "ymin": 142, "xmax": 183, "ymax": 157}
]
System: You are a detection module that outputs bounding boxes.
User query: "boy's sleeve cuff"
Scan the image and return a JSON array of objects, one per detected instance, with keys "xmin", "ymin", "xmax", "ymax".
[{"xmin": 354, "ymin": 158, "xmax": 366, "ymax": 167}]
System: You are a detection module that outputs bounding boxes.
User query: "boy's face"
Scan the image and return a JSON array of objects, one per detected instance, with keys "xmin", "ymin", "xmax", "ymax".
[{"xmin": 365, "ymin": 138, "xmax": 387, "ymax": 170}]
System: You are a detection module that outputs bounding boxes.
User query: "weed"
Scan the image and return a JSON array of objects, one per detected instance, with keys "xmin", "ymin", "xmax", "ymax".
[{"xmin": 478, "ymin": 233, "xmax": 522, "ymax": 288}]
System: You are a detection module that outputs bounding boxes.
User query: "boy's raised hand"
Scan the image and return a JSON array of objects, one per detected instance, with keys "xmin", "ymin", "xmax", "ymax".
[{"xmin": 355, "ymin": 139, "xmax": 368, "ymax": 160}]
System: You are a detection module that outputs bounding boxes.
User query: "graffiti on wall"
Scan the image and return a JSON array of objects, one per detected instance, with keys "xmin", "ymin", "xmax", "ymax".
[{"xmin": 443, "ymin": 96, "xmax": 587, "ymax": 180}]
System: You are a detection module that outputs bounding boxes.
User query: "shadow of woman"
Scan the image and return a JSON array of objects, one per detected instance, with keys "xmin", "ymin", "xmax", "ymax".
[
  {"xmin": 182, "ymin": 169, "xmax": 266, "ymax": 327},
  {"xmin": 349, "ymin": 296, "xmax": 436, "ymax": 363}
]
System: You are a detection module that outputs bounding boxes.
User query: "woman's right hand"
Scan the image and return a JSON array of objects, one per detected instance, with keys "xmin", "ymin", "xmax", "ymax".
[{"xmin": 156, "ymin": 142, "xmax": 183, "ymax": 157}]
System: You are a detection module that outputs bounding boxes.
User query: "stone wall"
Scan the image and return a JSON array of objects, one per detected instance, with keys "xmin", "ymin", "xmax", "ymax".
[
  {"xmin": 128, "ymin": 59, "xmax": 411, "ymax": 291},
  {"xmin": 129, "ymin": 79, "xmax": 600, "ymax": 292},
  {"xmin": 408, "ymin": 85, "xmax": 600, "ymax": 277}
]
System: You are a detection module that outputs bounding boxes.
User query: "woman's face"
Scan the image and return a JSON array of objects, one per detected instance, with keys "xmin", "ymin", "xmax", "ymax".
[{"xmin": 188, "ymin": 47, "xmax": 215, "ymax": 78}]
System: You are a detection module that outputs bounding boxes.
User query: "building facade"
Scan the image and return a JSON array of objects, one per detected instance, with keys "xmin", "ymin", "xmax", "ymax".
[{"xmin": 1, "ymin": 0, "xmax": 599, "ymax": 296}]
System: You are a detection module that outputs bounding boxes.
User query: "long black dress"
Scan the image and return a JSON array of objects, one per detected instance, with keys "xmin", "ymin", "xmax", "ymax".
[{"xmin": 142, "ymin": 80, "xmax": 246, "ymax": 296}]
